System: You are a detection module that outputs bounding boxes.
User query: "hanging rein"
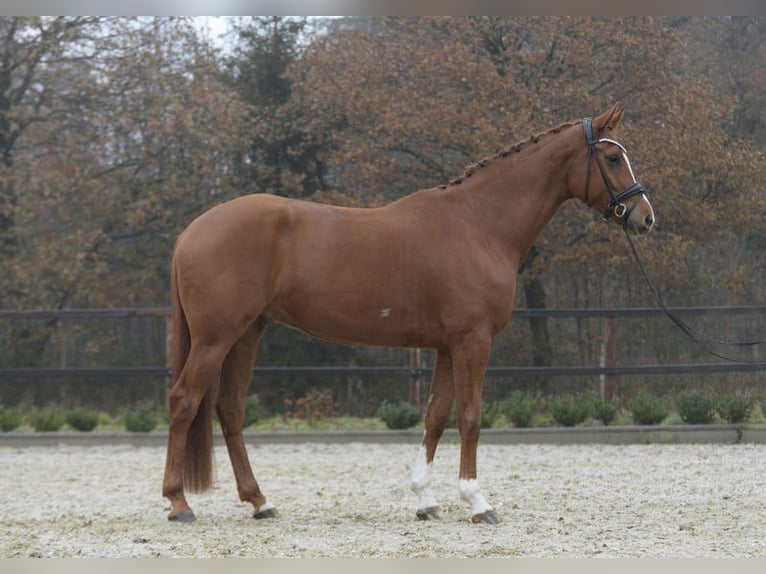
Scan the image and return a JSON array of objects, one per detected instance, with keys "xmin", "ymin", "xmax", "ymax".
[
  {"xmin": 623, "ymin": 229, "xmax": 766, "ymax": 364},
  {"xmin": 580, "ymin": 116, "xmax": 766, "ymax": 364}
]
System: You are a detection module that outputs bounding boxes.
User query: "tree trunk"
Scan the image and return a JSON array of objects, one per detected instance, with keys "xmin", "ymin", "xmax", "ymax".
[{"xmin": 520, "ymin": 246, "xmax": 552, "ymax": 368}]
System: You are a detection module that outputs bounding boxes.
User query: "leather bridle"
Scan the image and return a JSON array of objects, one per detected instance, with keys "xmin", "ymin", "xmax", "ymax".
[{"xmin": 582, "ymin": 116, "xmax": 646, "ymax": 224}]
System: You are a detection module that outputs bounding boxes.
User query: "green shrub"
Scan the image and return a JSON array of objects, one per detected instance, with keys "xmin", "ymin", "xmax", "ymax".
[
  {"xmin": 66, "ymin": 407, "xmax": 99, "ymax": 432},
  {"xmin": 443, "ymin": 403, "xmax": 496, "ymax": 429},
  {"xmin": 548, "ymin": 394, "xmax": 591, "ymax": 427},
  {"xmin": 124, "ymin": 403, "xmax": 158, "ymax": 433},
  {"xmin": 30, "ymin": 407, "xmax": 65, "ymax": 432},
  {"xmin": 243, "ymin": 394, "xmax": 267, "ymax": 428},
  {"xmin": 717, "ymin": 393, "xmax": 755, "ymax": 424},
  {"xmin": 376, "ymin": 400, "xmax": 421, "ymax": 430},
  {"xmin": 591, "ymin": 397, "xmax": 618, "ymax": 426},
  {"xmin": 481, "ymin": 402, "xmax": 502, "ymax": 428},
  {"xmin": 0, "ymin": 405, "xmax": 21, "ymax": 432},
  {"xmin": 498, "ymin": 391, "xmax": 541, "ymax": 428},
  {"xmin": 675, "ymin": 391, "xmax": 717, "ymax": 425},
  {"xmin": 627, "ymin": 393, "xmax": 668, "ymax": 425}
]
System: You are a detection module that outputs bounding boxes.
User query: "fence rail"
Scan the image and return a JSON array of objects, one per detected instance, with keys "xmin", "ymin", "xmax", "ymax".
[
  {"xmin": 1, "ymin": 361, "xmax": 765, "ymax": 381},
  {"xmin": 2, "ymin": 305, "xmax": 766, "ymax": 320},
  {"xmin": 2, "ymin": 307, "xmax": 765, "ymax": 392}
]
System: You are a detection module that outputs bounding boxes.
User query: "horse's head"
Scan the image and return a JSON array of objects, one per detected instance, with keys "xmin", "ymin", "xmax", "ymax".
[{"xmin": 571, "ymin": 103, "xmax": 655, "ymax": 235}]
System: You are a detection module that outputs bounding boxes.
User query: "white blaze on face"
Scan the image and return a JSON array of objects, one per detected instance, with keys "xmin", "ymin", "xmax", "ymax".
[
  {"xmin": 600, "ymin": 136, "xmax": 654, "ymax": 232},
  {"xmin": 410, "ymin": 444, "xmax": 438, "ymax": 510}
]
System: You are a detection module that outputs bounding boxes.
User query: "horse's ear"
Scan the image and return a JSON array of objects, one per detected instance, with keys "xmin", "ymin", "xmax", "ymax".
[{"xmin": 593, "ymin": 103, "xmax": 625, "ymax": 135}]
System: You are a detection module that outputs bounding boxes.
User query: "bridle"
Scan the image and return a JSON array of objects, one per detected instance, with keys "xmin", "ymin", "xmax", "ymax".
[
  {"xmin": 580, "ymin": 117, "xmax": 766, "ymax": 363},
  {"xmin": 582, "ymin": 116, "xmax": 646, "ymax": 225}
]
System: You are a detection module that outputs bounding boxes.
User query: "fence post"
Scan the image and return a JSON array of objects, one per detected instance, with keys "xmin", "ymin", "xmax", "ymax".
[
  {"xmin": 602, "ymin": 316, "xmax": 617, "ymax": 402},
  {"xmin": 409, "ymin": 348, "xmax": 422, "ymax": 410},
  {"xmin": 165, "ymin": 314, "xmax": 173, "ymax": 393}
]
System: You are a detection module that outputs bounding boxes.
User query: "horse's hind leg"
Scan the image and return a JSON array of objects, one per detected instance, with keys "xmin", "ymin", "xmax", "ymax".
[
  {"xmin": 163, "ymin": 343, "xmax": 227, "ymax": 522},
  {"xmin": 410, "ymin": 348, "xmax": 454, "ymax": 521},
  {"xmin": 216, "ymin": 319, "xmax": 276, "ymax": 519}
]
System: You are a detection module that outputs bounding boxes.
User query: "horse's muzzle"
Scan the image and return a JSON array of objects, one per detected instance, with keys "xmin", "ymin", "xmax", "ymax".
[{"xmin": 625, "ymin": 196, "xmax": 655, "ymax": 235}]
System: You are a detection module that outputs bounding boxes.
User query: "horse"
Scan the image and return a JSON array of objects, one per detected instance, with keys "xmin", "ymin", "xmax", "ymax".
[{"xmin": 162, "ymin": 103, "xmax": 655, "ymax": 525}]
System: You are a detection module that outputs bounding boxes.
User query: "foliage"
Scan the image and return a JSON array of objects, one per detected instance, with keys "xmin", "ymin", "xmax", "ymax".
[
  {"xmin": 717, "ymin": 393, "xmax": 755, "ymax": 424},
  {"xmin": 283, "ymin": 390, "xmax": 336, "ymax": 425},
  {"xmin": 286, "ymin": 16, "xmax": 766, "ymax": 386},
  {"xmin": 1, "ymin": 17, "xmax": 766, "ymax": 412},
  {"xmin": 124, "ymin": 403, "xmax": 158, "ymax": 433},
  {"xmin": 481, "ymin": 402, "xmax": 503, "ymax": 428},
  {"xmin": 588, "ymin": 393, "xmax": 619, "ymax": 426},
  {"xmin": 497, "ymin": 391, "xmax": 541, "ymax": 428},
  {"xmin": 627, "ymin": 393, "xmax": 669, "ymax": 426},
  {"xmin": 1, "ymin": 17, "xmax": 251, "ymax": 314},
  {"xmin": 439, "ymin": 398, "xmax": 530, "ymax": 429},
  {"xmin": 0, "ymin": 404, "xmax": 21, "ymax": 432},
  {"xmin": 548, "ymin": 394, "xmax": 592, "ymax": 427},
  {"xmin": 30, "ymin": 407, "xmax": 65, "ymax": 432},
  {"xmin": 252, "ymin": 415, "xmax": 386, "ymax": 431},
  {"xmin": 674, "ymin": 391, "xmax": 718, "ymax": 425},
  {"xmin": 65, "ymin": 407, "xmax": 99, "ymax": 432},
  {"xmin": 224, "ymin": 17, "xmax": 326, "ymax": 198},
  {"xmin": 376, "ymin": 400, "xmax": 421, "ymax": 430},
  {"xmin": 242, "ymin": 394, "xmax": 267, "ymax": 428},
  {"xmin": 252, "ymin": 324, "xmax": 357, "ymax": 414}
]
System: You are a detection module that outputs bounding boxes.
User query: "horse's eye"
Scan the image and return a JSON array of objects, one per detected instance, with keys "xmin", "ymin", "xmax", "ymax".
[{"xmin": 606, "ymin": 154, "xmax": 621, "ymax": 166}]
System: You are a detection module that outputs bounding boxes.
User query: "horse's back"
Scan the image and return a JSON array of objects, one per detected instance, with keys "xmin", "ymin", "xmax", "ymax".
[
  {"xmin": 174, "ymin": 195, "xmax": 399, "ymax": 323},
  {"xmin": 173, "ymin": 191, "xmax": 515, "ymax": 348}
]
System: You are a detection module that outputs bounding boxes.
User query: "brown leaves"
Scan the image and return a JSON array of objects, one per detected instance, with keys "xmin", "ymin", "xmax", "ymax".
[
  {"xmin": 3, "ymin": 16, "xmax": 765, "ymax": 313},
  {"xmin": 2, "ymin": 18, "xmax": 252, "ymax": 308},
  {"xmin": 286, "ymin": 17, "xmax": 766, "ymax": 306}
]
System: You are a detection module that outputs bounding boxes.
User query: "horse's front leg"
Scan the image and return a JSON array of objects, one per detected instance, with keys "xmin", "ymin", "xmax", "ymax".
[
  {"xmin": 451, "ymin": 333, "xmax": 499, "ymax": 524},
  {"xmin": 410, "ymin": 348, "xmax": 454, "ymax": 520}
]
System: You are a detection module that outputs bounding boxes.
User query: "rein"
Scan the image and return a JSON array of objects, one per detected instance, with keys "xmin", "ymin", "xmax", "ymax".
[
  {"xmin": 582, "ymin": 117, "xmax": 765, "ymax": 364},
  {"xmin": 582, "ymin": 117, "xmax": 646, "ymax": 223},
  {"xmin": 623, "ymin": 229, "xmax": 766, "ymax": 364}
]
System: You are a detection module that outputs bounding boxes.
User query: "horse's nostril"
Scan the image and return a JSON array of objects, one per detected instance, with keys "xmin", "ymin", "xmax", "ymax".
[{"xmin": 645, "ymin": 214, "xmax": 654, "ymax": 227}]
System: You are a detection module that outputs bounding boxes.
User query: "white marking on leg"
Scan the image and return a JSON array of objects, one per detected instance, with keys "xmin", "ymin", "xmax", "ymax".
[
  {"xmin": 256, "ymin": 501, "xmax": 275, "ymax": 514},
  {"xmin": 410, "ymin": 445, "xmax": 438, "ymax": 510},
  {"xmin": 459, "ymin": 478, "xmax": 492, "ymax": 516}
]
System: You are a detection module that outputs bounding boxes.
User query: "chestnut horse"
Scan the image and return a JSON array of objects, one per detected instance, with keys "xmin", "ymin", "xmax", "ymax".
[{"xmin": 162, "ymin": 103, "xmax": 654, "ymax": 524}]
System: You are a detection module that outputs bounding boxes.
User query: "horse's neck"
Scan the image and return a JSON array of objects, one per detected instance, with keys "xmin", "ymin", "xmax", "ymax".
[{"xmin": 453, "ymin": 143, "xmax": 573, "ymax": 259}]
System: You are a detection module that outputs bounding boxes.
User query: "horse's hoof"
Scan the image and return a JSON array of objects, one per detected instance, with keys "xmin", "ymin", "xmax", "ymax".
[
  {"xmin": 416, "ymin": 506, "xmax": 441, "ymax": 521},
  {"xmin": 254, "ymin": 507, "xmax": 279, "ymax": 519},
  {"xmin": 168, "ymin": 509, "xmax": 196, "ymax": 523},
  {"xmin": 471, "ymin": 510, "xmax": 500, "ymax": 524}
]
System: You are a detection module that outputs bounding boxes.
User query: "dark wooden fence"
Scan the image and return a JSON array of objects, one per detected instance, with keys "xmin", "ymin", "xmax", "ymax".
[{"xmin": 1, "ymin": 306, "xmax": 765, "ymax": 407}]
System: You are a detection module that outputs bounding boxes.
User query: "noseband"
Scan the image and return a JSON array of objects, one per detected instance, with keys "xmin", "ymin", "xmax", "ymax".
[{"xmin": 582, "ymin": 117, "xmax": 646, "ymax": 223}]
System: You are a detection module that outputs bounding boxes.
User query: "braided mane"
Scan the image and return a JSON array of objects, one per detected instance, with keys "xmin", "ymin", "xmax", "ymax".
[{"xmin": 444, "ymin": 120, "xmax": 581, "ymax": 187}]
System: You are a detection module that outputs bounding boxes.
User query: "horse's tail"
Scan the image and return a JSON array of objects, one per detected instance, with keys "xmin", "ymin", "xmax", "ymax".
[{"xmin": 169, "ymin": 249, "xmax": 215, "ymax": 493}]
